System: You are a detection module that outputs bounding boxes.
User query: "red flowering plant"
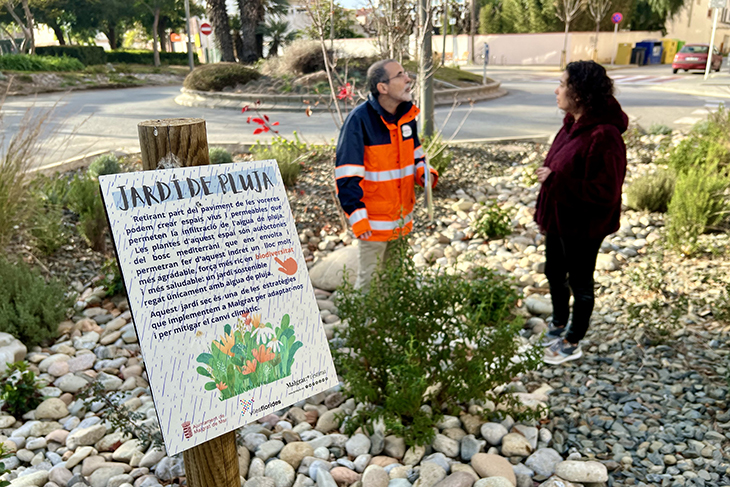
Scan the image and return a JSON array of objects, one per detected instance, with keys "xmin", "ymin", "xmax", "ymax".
[{"xmin": 242, "ymin": 100, "xmax": 281, "ymax": 136}]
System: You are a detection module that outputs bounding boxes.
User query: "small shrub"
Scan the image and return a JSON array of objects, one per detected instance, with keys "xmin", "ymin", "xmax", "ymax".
[
  {"xmin": 28, "ymin": 204, "xmax": 68, "ymax": 255},
  {"xmin": 473, "ymin": 201, "xmax": 513, "ymax": 239},
  {"xmin": 521, "ymin": 162, "xmax": 539, "ymax": 187},
  {"xmin": 626, "ymin": 168, "xmax": 676, "ymax": 213},
  {"xmin": 0, "ymin": 258, "xmax": 69, "ymax": 346},
  {"xmin": 100, "ymin": 259, "xmax": 125, "ymax": 297},
  {"xmin": 67, "ymin": 174, "xmax": 108, "ymax": 252},
  {"xmin": 183, "ymin": 63, "xmax": 261, "ymax": 91},
  {"xmin": 251, "ymin": 133, "xmax": 309, "ymax": 187},
  {"xmin": 664, "ymin": 107, "xmax": 730, "ymax": 174},
  {"xmin": 209, "ymin": 147, "xmax": 233, "ymax": 165},
  {"xmin": 1, "ymin": 362, "xmax": 43, "ymax": 418},
  {"xmin": 278, "ymin": 40, "xmax": 330, "ymax": 75},
  {"xmin": 648, "ymin": 123, "xmax": 672, "ymax": 136},
  {"xmin": 0, "ymin": 54, "xmax": 84, "ymax": 72},
  {"xmin": 335, "ymin": 240, "xmax": 542, "ymax": 446},
  {"xmin": 88, "ymin": 154, "xmax": 122, "ymax": 178},
  {"xmin": 35, "ymin": 46, "xmax": 106, "ymax": 65},
  {"xmin": 666, "ymin": 163, "xmax": 730, "ymax": 255},
  {"xmin": 79, "ymin": 381, "xmax": 163, "ymax": 450},
  {"xmin": 422, "ymin": 133, "xmax": 452, "ymax": 177}
]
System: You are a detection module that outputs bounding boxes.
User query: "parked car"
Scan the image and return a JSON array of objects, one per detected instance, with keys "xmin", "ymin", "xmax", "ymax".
[{"xmin": 672, "ymin": 44, "xmax": 722, "ymax": 73}]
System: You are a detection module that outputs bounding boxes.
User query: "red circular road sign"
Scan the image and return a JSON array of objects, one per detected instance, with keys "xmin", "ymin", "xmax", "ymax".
[
  {"xmin": 611, "ymin": 12, "xmax": 623, "ymax": 24},
  {"xmin": 200, "ymin": 23, "xmax": 212, "ymax": 35}
]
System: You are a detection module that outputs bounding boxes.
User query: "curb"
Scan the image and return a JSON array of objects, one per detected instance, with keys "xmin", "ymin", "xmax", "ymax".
[{"xmin": 175, "ymin": 81, "xmax": 507, "ymax": 111}]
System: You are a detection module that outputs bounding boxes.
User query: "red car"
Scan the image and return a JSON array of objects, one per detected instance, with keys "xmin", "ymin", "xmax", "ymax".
[{"xmin": 672, "ymin": 44, "xmax": 723, "ymax": 73}]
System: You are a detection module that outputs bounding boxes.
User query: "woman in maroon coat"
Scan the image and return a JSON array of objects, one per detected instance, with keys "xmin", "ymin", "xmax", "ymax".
[{"xmin": 536, "ymin": 61, "xmax": 628, "ymax": 365}]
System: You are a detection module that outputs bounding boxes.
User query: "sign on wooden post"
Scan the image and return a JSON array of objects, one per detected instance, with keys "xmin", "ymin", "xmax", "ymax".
[{"xmin": 98, "ymin": 118, "xmax": 338, "ymax": 487}]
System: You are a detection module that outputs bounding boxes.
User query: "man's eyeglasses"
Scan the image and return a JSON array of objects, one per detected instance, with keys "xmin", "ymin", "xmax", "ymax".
[{"xmin": 384, "ymin": 72, "xmax": 412, "ymax": 83}]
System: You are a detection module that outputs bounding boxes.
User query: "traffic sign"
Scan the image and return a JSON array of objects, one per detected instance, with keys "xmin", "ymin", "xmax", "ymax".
[
  {"xmin": 170, "ymin": 33, "xmax": 182, "ymax": 42},
  {"xmin": 611, "ymin": 12, "xmax": 623, "ymax": 24},
  {"xmin": 200, "ymin": 23, "xmax": 212, "ymax": 36}
]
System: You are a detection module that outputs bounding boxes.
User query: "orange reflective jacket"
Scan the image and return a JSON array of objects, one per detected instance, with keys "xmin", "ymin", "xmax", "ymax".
[{"xmin": 335, "ymin": 96, "xmax": 438, "ymax": 241}]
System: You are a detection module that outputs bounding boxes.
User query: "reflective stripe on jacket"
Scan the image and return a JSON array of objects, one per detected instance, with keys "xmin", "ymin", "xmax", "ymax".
[{"xmin": 335, "ymin": 96, "xmax": 438, "ymax": 241}]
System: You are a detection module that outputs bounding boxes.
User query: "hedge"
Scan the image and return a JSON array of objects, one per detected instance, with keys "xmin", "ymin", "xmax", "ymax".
[
  {"xmin": 106, "ymin": 50, "xmax": 194, "ymax": 66},
  {"xmin": 35, "ymin": 46, "xmax": 106, "ymax": 65}
]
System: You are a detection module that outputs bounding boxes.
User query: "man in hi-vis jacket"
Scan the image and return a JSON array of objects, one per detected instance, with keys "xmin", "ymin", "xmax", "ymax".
[{"xmin": 335, "ymin": 59, "xmax": 438, "ymax": 292}]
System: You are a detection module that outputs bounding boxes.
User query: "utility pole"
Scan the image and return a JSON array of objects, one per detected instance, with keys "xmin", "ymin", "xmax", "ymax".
[
  {"xmin": 704, "ymin": 0, "xmax": 724, "ymax": 80},
  {"xmin": 184, "ymin": 0, "xmax": 195, "ymax": 71},
  {"xmin": 419, "ymin": 0, "xmax": 434, "ymax": 136},
  {"xmin": 470, "ymin": 0, "xmax": 476, "ymax": 63}
]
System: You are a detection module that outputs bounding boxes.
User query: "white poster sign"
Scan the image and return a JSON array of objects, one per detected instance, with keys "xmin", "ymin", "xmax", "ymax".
[{"xmin": 99, "ymin": 160, "xmax": 338, "ymax": 455}]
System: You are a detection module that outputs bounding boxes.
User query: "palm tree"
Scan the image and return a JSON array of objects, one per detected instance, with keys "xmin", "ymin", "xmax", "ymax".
[
  {"xmin": 206, "ymin": 0, "xmax": 236, "ymax": 62},
  {"xmin": 262, "ymin": 18, "xmax": 296, "ymax": 57},
  {"xmin": 237, "ymin": 0, "xmax": 263, "ymax": 63}
]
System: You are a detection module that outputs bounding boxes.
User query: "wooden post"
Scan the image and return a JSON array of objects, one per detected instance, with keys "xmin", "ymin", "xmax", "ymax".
[
  {"xmin": 136, "ymin": 118, "xmax": 240, "ymax": 487},
  {"xmin": 138, "ymin": 118, "xmax": 210, "ymax": 170}
]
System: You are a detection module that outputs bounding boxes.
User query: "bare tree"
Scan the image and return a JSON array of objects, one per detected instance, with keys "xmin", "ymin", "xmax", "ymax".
[
  {"xmin": 3, "ymin": 0, "xmax": 34, "ymax": 54},
  {"xmin": 555, "ymin": 0, "xmax": 583, "ymax": 68},
  {"xmin": 364, "ymin": 0, "xmax": 416, "ymax": 61},
  {"xmin": 587, "ymin": 0, "xmax": 611, "ymax": 60}
]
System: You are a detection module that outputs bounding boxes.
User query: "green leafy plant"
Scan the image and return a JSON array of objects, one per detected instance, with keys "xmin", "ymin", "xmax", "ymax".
[
  {"xmin": 473, "ymin": 201, "xmax": 513, "ymax": 239},
  {"xmin": 1, "ymin": 442, "xmax": 12, "ymax": 487},
  {"xmin": 196, "ymin": 313, "xmax": 303, "ymax": 400},
  {"xmin": 0, "ymin": 257, "xmax": 69, "ymax": 346},
  {"xmin": 1, "ymin": 362, "xmax": 43, "ymax": 418},
  {"xmin": 79, "ymin": 381, "xmax": 163, "ymax": 450},
  {"xmin": 334, "ymin": 240, "xmax": 542, "ymax": 446},
  {"xmin": 647, "ymin": 123, "xmax": 672, "ymax": 136},
  {"xmin": 422, "ymin": 133, "xmax": 453, "ymax": 177},
  {"xmin": 663, "ymin": 107, "xmax": 730, "ymax": 175},
  {"xmin": 521, "ymin": 162, "xmax": 539, "ymax": 187},
  {"xmin": 35, "ymin": 46, "xmax": 106, "ymax": 65},
  {"xmin": 67, "ymin": 174, "xmax": 108, "ymax": 252},
  {"xmin": 88, "ymin": 154, "xmax": 122, "ymax": 178},
  {"xmin": 209, "ymin": 147, "xmax": 234, "ymax": 165},
  {"xmin": 0, "ymin": 54, "xmax": 85, "ymax": 72},
  {"xmin": 626, "ymin": 168, "xmax": 676, "ymax": 213},
  {"xmin": 251, "ymin": 133, "xmax": 311, "ymax": 187},
  {"xmin": 666, "ymin": 163, "xmax": 730, "ymax": 255},
  {"xmin": 100, "ymin": 259, "xmax": 125, "ymax": 297}
]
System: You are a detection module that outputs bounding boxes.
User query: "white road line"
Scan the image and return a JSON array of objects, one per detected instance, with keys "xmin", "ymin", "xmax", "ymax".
[{"xmin": 673, "ymin": 116, "xmax": 704, "ymax": 125}]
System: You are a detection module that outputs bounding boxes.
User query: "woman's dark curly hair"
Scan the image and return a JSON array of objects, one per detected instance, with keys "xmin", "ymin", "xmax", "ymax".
[{"xmin": 565, "ymin": 61, "xmax": 614, "ymax": 113}]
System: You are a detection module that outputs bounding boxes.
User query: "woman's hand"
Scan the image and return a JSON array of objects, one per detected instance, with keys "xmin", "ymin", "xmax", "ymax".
[{"xmin": 536, "ymin": 167, "xmax": 552, "ymax": 183}]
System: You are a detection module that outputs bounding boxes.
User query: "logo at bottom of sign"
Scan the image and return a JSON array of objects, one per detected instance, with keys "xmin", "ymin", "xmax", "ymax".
[{"xmin": 241, "ymin": 397, "xmax": 255, "ymax": 416}]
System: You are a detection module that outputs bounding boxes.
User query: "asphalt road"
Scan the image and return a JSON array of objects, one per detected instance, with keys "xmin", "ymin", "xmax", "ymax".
[{"xmin": 2, "ymin": 64, "xmax": 723, "ymax": 169}]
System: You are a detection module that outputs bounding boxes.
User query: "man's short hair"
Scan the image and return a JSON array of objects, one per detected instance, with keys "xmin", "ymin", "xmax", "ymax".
[{"xmin": 367, "ymin": 59, "xmax": 397, "ymax": 98}]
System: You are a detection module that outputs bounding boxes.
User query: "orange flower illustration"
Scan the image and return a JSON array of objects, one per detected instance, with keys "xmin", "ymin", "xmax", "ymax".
[
  {"xmin": 251, "ymin": 313, "xmax": 263, "ymax": 328},
  {"xmin": 216, "ymin": 382, "xmax": 228, "ymax": 391},
  {"xmin": 213, "ymin": 331, "xmax": 235, "ymax": 356},
  {"xmin": 252, "ymin": 344, "xmax": 276, "ymax": 363},
  {"xmin": 241, "ymin": 359, "xmax": 258, "ymax": 375}
]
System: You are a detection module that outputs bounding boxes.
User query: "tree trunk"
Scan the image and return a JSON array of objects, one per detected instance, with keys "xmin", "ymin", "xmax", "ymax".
[
  {"xmin": 158, "ymin": 16, "xmax": 167, "ymax": 52},
  {"xmin": 152, "ymin": 7, "xmax": 161, "ymax": 67},
  {"xmin": 21, "ymin": 0, "xmax": 34, "ymax": 54},
  {"xmin": 562, "ymin": 21, "xmax": 569, "ymax": 68},
  {"xmin": 237, "ymin": 0, "xmax": 260, "ymax": 63},
  {"xmin": 233, "ymin": 30, "xmax": 244, "ymax": 62},
  {"xmin": 49, "ymin": 21, "xmax": 66, "ymax": 46},
  {"xmin": 268, "ymin": 38, "xmax": 280, "ymax": 58},
  {"xmin": 207, "ymin": 0, "xmax": 236, "ymax": 62},
  {"xmin": 594, "ymin": 22, "xmax": 599, "ymax": 60},
  {"xmin": 105, "ymin": 25, "xmax": 118, "ymax": 50}
]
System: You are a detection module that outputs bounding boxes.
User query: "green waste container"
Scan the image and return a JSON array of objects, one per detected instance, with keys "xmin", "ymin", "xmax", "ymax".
[{"xmin": 615, "ymin": 43, "xmax": 632, "ymax": 65}]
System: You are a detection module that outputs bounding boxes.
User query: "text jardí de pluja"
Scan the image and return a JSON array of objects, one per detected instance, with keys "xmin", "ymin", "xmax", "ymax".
[{"xmin": 114, "ymin": 168, "xmax": 277, "ymax": 211}]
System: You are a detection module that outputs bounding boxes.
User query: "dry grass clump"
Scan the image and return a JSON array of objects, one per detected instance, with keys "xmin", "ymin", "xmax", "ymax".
[{"xmin": 261, "ymin": 40, "xmax": 331, "ymax": 77}]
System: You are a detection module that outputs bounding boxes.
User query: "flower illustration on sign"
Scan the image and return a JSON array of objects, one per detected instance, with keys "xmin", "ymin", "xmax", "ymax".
[{"xmin": 196, "ymin": 314, "xmax": 303, "ymax": 401}]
